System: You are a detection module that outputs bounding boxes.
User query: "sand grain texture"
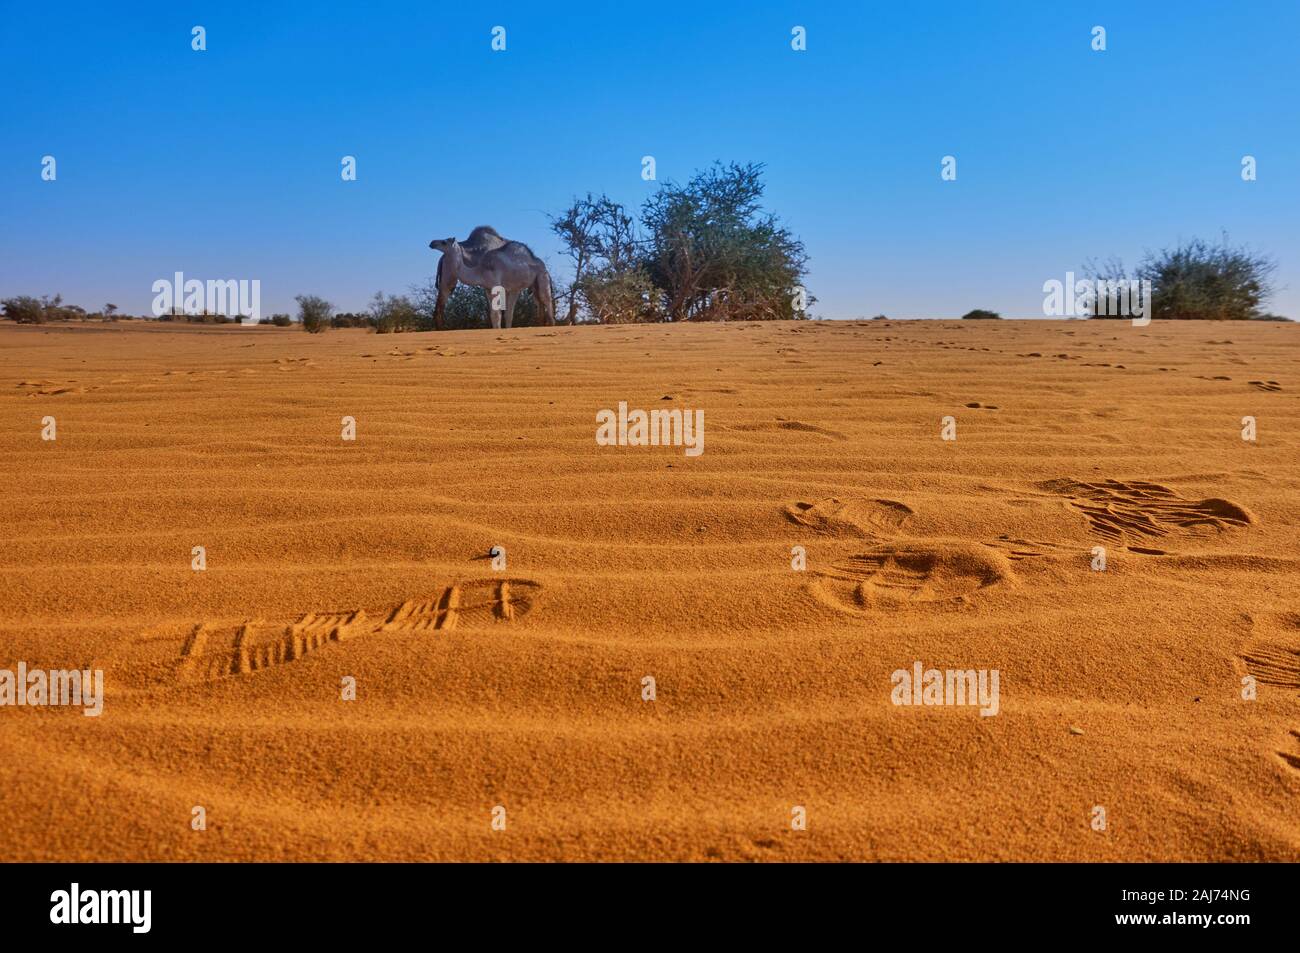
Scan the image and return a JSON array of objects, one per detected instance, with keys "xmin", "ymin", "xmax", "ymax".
[{"xmin": 1, "ymin": 319, "xmax": 1298, "ymax": 861}]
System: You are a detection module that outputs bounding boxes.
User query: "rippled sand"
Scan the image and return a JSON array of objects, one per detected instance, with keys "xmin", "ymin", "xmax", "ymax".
[{"xmin": 1, "ymin": 318, "xmax": 1297, "ymax": 860}]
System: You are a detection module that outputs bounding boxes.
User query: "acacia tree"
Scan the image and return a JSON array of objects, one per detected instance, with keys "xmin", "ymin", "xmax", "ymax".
[
  {"xmin": 295, "ymin": 294, "xmax": 334, "ymax": 333},
  {"xmin": 550, "ymin": 193, "xmax": 640, "ymax": 324},
  {"xmin": 2, "ymin": 296, "xmax": 45, "ymax": 323},
  {"xmin": 640, "ymin": 162, "xmax": 809, "ymax": 321}
]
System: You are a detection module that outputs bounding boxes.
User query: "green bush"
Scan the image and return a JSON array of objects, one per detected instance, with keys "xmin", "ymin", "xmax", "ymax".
[
  {"xmin": 369, "ymin": 292, "xmax": 419, "ymax": 334},
  {"xmin": 295, "ymin": 295, "xmax": 334, "ymax": 333},
  {"xmin": 409, "ymin": 280, "xmax": 548, "ymax": 330},
  {"xmin": 551, "ymin": 163, "xmax": 809, "ymax": 324},
  {"xmin": 961, "ymin": 309, "xmax": 1001, "ymax": 320},
  {"xmin": 1085, "ymin": 235, "xmax": 1277, "ymax": 320},
  {"xmin": 2, "ymin": 296, "xmax": 46, "ymax": 324},
  {"xmin": 579, "ymin": 265, "xmax": 657, "ymax": 324}
]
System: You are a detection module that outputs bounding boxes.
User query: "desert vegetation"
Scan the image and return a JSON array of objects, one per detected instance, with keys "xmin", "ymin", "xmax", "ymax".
[
  {"xmin": 1086, "ymin": 234, "xmax": 1284, "ymax": 320},
  {"xmin": 295, "ymin": 294, "xmax": 334, "ymax": 333},
  {"xmin": 0, "ymin": 294, "xmax": 141, "ymax": 324},
  {"xmin": 6, "ymin": 220, "xmax": 1291, "ymax": 330},
  {"xmin": 551, "ymin": 161, "xmax": 810, "ymax": 324}
]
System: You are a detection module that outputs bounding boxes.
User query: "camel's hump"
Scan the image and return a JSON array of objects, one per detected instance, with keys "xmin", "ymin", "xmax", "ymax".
[{"xmin": 465, "ymin": 226, "xmax": 505, "ymax": 248}]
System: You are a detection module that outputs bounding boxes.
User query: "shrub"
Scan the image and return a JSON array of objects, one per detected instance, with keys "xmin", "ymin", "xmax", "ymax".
[
  {"xmin": 961, "ymin": 309, "xmax": 1001, "ymax": 320},
  {"xmin": 1085, "ymin": 235, "xmax": 1277, "ymax": 320},
  {"xmin": 409, "ymin": 280, "xmax": 548, "ymax": 330},
  {"xmin": 295, "ymin": 295, "xmax": 334, "ymax": 333},
  {"xmin": 369, "ymin": 292, "xmax": 419, "ymax": 334},
  {"xmin": 552, "ymin": 163, "xmax": 810, "ymax": 323},
  {"xmin": 579, "ymin": 265, "xmax": 658, "ymax": 324},
  {"xmin": 2, "ymin": 296, "xmax": 46, "ymax": 323},
  {"xmin": 270, "ymin": 313, "xmax": 293, "ymax": 327}
]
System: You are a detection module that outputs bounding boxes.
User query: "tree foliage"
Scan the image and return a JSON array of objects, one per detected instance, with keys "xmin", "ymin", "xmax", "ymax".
[
  {"xmin": 550, "ymin": 162, "xmax": 810, "ymax": 323},
  {"xmin": 1086, "ymin": 235, "xmax": 1279, "ymax": 320},
  {"xmin": 2, "ymin": 295, "xmax": 46, "ymax": 323},
  {"xmin": 641, "ymin": 162, "xmax": 809, "ymax": 321},
  {"xmin": 295, "ymin": 294, "xmax": 334, "ymax": 333}
]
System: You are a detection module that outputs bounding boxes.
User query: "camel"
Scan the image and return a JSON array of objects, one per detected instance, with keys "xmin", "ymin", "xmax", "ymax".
[{"xmin": 428, "ymin": 226, "xmax": 555, "ymax": 330}]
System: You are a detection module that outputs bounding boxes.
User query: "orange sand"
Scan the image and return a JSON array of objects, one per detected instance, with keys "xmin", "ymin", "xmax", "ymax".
[{"xmin": 1, "ymin": 318, "xmax": 1297, "ymax": 861}]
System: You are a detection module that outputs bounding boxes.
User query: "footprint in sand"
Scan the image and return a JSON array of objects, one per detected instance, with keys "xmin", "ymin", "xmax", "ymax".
[
  {"xmin": 1249, "ymin": 380, "xmax": 1282, "ymax": 392},
  {"xmin": 1238, "ymin": 614, "xmax": 1300, "ymax": 690},
  {"xmin": 100, "ymin": 579, "xmax": 541, "ymax": 690},
  {"xmin": 785, "ymin": 497, "xmax": 914, "ymax": 538},
  {"xmin": 1042, "ymin": 479, "xmax": 1254, "ymax": 542},
  {"xmin": 982, "ymin": 535, "xmax": 1170, "ymax": 561},
  {"xmin": 810, "ymin": 542, "xmax": 1011, "ymax": 614},
  {"xmin": 1239, "ymin": 640, "xmax": 1300, "ymax": 689},
  {"xmin": 1277, "ymin": 733, "xmax": 1300, "ymax": 772},
  {"xmin": 1237, "ymin": 614, "xmax": 1300, "ymax": 772}
]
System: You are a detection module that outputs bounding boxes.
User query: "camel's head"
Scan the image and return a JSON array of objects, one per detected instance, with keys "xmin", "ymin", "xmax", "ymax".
[{"xmin": 428, "ymin": 236, "xmax": 456, "ymax": 254}]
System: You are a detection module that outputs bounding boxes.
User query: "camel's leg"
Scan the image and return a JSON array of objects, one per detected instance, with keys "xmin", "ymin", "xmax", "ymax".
[
  {"xmin": 503, "ymin": 290, "xmax": 520, "ymax": 330},
  {"xmin": 433, "ymin": 286, "xmax": 448, "ymax": 331},
  {"xmin": 486, "ymin": 290, "xmax": 502, "ymax": 329},
  {"xmin": 433, "ymin": 261, "xmax": 451, "ymax": 331},
  {"xmin": 536, "ymin": 275, "xmax": 557, "ymax": 326}
]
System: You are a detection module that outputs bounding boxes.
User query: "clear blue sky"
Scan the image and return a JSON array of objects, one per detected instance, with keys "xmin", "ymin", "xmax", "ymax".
[{"xmin": 2, "ymin": 1, "xmax": 1297, "ymax": 319}]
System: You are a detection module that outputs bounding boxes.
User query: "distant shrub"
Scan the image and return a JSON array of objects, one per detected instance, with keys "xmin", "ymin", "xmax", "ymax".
[
  {"xmin": 269, "ymin": 313, "xmax": 293, "ymax": 327},
  {"xmin": 961, "ymin": 309, "xmax": 1001, "ymax": 320},
  {"xmin": 871, "ymin": 314, "xmax": 888, "ymax": 320},
  {"xmin": 2, "ymin": 296, "xmax": 46, "ymax": 323},
  {"xmin": 1085, "ymin": 235, "xmax": 1277, "ymax": 320},
  {"xmin": 369, "ymin": 292, "xmax": 419, "ymax": 334},
  {"xmin": 331, "ymin": 312, "xmax": 368, "ymax": 329},
  {"xmin": 295, "ymin": 295, "xmax": 334, "ymax": 333},
  {"xmin": 1252, "ymin": 313, "xmax": 1292, "ymax": 322}
]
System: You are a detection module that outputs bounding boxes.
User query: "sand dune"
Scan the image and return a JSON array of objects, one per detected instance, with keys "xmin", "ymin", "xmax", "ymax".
[{"xmin": 1, "ymin": 318, "xmax": 1298, "ymax": 861}]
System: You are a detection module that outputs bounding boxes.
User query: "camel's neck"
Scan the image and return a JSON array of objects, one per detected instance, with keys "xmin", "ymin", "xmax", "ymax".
[{"xmin": 447, "ymin": 244, "xmax": 495, "ymax": 287}]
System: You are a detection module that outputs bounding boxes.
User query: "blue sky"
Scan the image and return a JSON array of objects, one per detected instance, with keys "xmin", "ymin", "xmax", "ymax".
[{"xmin": 2, "ymin": 1, "xmax": 1297, "ymax": 319}]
